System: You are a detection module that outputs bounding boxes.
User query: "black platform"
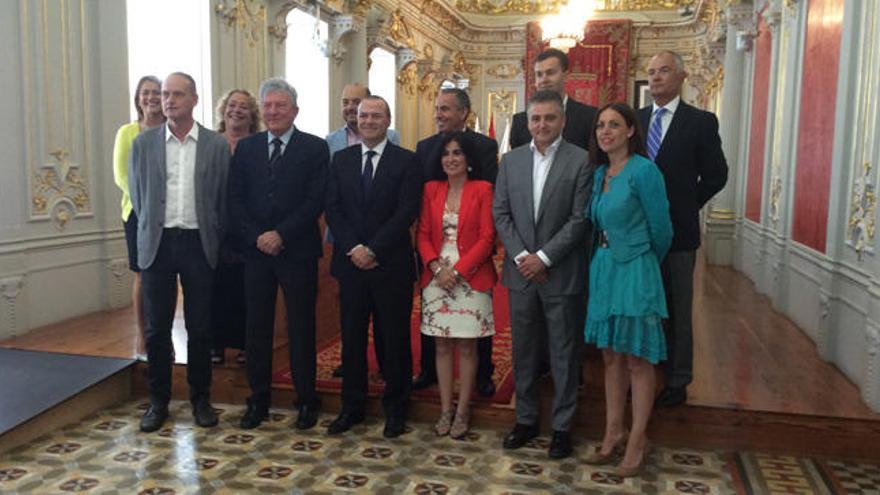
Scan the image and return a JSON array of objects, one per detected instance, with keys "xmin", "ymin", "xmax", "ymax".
[{"xmin": 0, "ymin": 349, "xmax": 134, "ymax": 435}]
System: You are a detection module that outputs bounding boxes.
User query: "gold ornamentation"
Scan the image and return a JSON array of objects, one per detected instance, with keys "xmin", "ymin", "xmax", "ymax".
[
  {"xmin": 389, "ymin": 9, "xmax": 415, "ymax": 49},
  {"xmin": 454, "ymin": 0, "xmax": 564, "ymax": 15},
  {"xmin": 486, "ymin": 63, "xmax": 521, "ymax": 79},
  {"xmin": 352, "ymin": 0, "xmax": 372, "ymax": 16},
  {"xmin": 423, "ymin": 43, "xmax": 435, "ymax": 61},
  {"xmin": 397, "ymin": 62, "xmax": 419, "ymax": 96},
  {"xmin": 488, "ymin": 90, "xmax": 516, "ymax": 120},
  {"xmin": 601, "ymin": 0, "xmax": 698, "ymax": 11},
  {"xmin": 848, "ymin": 161, "xmax": 877, "ymax": 258},
  {"xmin": 31, "ymin": 148, "xmax": 90, "ymax": 224},
  {"xmin": 215, "ymin": 0, "xmax": 267, "ymax": 48}
]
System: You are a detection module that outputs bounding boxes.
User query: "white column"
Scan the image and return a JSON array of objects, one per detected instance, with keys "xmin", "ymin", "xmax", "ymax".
[{"xmin": 705, "ymin": 3, "xmax": 756, "ymax": 265}]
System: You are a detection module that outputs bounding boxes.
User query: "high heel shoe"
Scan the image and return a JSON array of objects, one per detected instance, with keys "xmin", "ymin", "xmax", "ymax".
[
  {"xmin": 434, "ymin": 408, "xmax": 455, "ymax": 436},
  {"xmin": 614, "ymin": 442, "xmax": 651, "ymax": 478},
  {"xmin": 584, "ymin": 430, "xmax": 628, "ymax": 465},
  {"xmin": 449, "ymin": 410, "xmax": 470, "ymax": 439}
]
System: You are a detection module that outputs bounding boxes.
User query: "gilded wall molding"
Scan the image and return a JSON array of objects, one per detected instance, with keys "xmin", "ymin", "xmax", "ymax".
[
  {"xmin": 453, "ymin": 0, "xmax": 563, "ymax": 15},
  {"xmin": 847, "ymin": 161, "xmax": 877, "ymax": 259},
  {"xmin": 215, "ymin": 0, "xmax": 267, "ymax": 47},
  {"xmin": 22, "ymin": 0, "xmax": 93, "ymax": 228},
  {"xmin": 388, "ymin": 8, "xmax": 415, "ymax": 48},
  {"xmin": 486, "ymin": 63, "xmax": 521, "ymax": 79},
  {"xmin": 397, "ymin": 62, "xmax": 419, "ymax": 95}
]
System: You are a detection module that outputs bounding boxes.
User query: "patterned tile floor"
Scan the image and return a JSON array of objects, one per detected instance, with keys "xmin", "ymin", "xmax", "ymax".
[{"xmin": 0, "ymin": 400, "xmax": 876, "ymax": 494}]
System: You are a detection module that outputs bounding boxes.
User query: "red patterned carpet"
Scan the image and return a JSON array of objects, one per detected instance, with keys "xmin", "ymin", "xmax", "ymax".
[{"xmin": 273, "ymin": 274, "xmax": 514, "ymax": 405}]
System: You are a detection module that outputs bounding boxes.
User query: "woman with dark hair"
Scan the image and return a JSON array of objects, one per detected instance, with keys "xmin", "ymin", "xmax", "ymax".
[
  {"xmin": 210, "ymin": 89, "xmax": 261, "ymax": 365},
  {"xmin": 417, "ymin": 131, "xmax": 497, "ymax": 439},
  {"xmin": 583, "ymin": 102, "xmax": 672, "ymax": 476},
  {"xmin": 113, "ymin": 75, "xmax": 165, "ymax": 359}
]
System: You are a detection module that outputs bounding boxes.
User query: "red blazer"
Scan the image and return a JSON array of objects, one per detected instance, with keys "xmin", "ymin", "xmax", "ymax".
[{"xmin": 417, "ymin": 180, "xmax": 497, "ymax": 291}]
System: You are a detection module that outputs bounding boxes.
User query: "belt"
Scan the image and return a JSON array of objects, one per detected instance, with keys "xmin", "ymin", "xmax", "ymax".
[{"xmin": 598, "ymin": 230, "xmax": 609, "ymax": 248}]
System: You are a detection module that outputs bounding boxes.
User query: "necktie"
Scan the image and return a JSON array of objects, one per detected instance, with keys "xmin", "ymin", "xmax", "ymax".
[
  {"xmin": 269, "ymin": 137, "xmax": 283, "ymax": 167},
  {"xmin": 363, "ymin": 150, "xmax": 376, "ymax": 197},
  {"xmin": 647, "ymin": 107, "xmax": 666, "ymax": 161}
]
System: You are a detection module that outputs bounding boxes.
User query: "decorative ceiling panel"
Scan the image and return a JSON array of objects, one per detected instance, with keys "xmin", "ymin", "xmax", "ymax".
[{"xmin": 451, "ymin": 0, "xmax": 699, "ymax": 15}]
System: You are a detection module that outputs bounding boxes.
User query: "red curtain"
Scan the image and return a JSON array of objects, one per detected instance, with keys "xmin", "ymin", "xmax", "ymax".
[{"xmin": 525, "ymin": 20, "xmax": 632, "ymax": 106}]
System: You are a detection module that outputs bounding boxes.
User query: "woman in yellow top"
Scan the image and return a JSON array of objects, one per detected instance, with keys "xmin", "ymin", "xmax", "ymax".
[{"xmin": 112, "ymin": 75, "xmax": 165, "ymax": 359}]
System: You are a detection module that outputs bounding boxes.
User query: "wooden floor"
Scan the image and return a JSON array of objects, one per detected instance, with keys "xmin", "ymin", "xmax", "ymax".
[{"xmin": 3, "ymin": 254, "xmax": 877, "ymax": 421}]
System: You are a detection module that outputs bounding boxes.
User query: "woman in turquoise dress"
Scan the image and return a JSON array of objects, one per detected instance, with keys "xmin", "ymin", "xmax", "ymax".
[{"xmin": 583, "ymin": 102, "xmax": 673, "ymax": 477}]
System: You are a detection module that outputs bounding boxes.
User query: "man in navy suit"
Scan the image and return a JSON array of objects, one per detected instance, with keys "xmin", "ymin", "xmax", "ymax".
[
  {"xmin": 325, "ymin": 95, "xmax": 422, "ymax": 438},
  {"xmin": 638, "ymin": 51, "xmax": 728, "ymax": 408},
  {"xmin": 228, "ymin": 78, "xmax": 329, "ymax": 430},
  {"xmin": 413, "ymin": 88, "xmax": 499, "ymax": 397},
  {"xmin": 510, "ymin": 48, "xmax": 597, "ymax": 151}
]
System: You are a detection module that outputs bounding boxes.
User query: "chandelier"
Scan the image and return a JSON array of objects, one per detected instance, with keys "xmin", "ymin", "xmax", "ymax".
[{"xmin": 540, "ymin": 0, "xmax": 597, "ymax": 51}]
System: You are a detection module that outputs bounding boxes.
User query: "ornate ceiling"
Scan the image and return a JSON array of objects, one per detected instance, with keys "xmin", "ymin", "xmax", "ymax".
[{"xmin": 439, "ymin": 0, "xmax": 704, "ymax": 28}]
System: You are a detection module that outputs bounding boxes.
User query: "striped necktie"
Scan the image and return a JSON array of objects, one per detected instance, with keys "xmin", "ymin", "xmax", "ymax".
[{"xmin": 647, "ymin": 107, "xmax": 666, "ymax": 161}]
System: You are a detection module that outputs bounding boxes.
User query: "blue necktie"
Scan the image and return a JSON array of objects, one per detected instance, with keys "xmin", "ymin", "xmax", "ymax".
[
  {"xmin": 362, "ymin": 150, "xmax": 376, "ymax": 197},
  {"xmin": 647, "ymin": 107, "xmax": 666, "ymax": 161}
]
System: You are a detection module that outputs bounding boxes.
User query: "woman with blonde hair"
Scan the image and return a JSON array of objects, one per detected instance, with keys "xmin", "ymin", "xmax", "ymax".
[{"xmin": 211, "ymin": 89, "xmax": 261, "ymax": 365}]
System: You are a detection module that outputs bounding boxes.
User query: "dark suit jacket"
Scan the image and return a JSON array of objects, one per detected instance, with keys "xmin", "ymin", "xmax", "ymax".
[
  {"xmin": 228, "ymin": 128, "xmax": 329, "ymax": 261},
  {"xmin": 416, "ymin": 180, "xmax": 497, "ymax": 291},
  {"xmin": 416, "ymin": 129, "xmax": 499, "ymax": 185},
  {"xmin": 510, "ymin": 97, "xmax": 597, "ymax": 151},
  {"xmin": 325, "ymin": 142, "xmax": 423, "ymax": 281},
  {"xmin": 638, "ymin": 101, "xmax": 728, "ymax": 252}
]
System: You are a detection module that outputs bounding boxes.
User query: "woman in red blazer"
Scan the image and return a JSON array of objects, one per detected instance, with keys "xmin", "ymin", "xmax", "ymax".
[{"xmin": 417, "ymin": 132, "xmax": 497, "ymax": 439}]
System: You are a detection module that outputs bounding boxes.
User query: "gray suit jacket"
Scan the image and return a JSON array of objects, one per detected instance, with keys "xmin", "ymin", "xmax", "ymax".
[
  {"xmin": 493, "ymin": 140, "xmax": 591, "ymax": 295},
  {"xmin": 325, "ymin": 126, "xmax": 400, "ymax": 156},
  {"xmin": 128, "ymin": 123, "xmax": 230, "ymax": 270}
]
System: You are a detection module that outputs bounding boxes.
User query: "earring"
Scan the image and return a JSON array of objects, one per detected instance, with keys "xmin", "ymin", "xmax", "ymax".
[{"xmin": 467, "ymin": 166, "xmax": 473, "ymax": 172}]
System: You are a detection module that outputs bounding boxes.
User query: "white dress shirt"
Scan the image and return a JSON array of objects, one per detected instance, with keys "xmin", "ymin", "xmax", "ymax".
[
  {"xmin": 649, "ymin": 95, "xmax": 680, "ymax": 142},
  {"xmin": 164, "ymin": 123, "xmax": 199, "ymax": 229},
  {"xmin": 267, "ymin": 125, "xmax": 295, "ymax": 156},
  {"xmin": 360, "ymin": 138, "xmax": 388, "ymax": 177},
  {"xmin": 516, "ymin": 134, "xmax": 563, "ymax": 268}
]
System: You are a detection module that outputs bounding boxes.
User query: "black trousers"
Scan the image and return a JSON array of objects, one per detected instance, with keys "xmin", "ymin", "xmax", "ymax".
[
  {"xmin": 211, "ymin": 259, "xmax": 246, "ymax": 351},
  {"xmin": 418, "ymin": 333, "xmax": 494, "ymax": 381},
  {"xmin": 244, "ymin": 254, "xmax": 318, "ymax": 408},
  {"xmin": 141, "ymin": 228, "xmax": 214, "ymax": 406},
  {"xmin": 339, "ymin": 271, "xmax": 413, "ymax": 418}
]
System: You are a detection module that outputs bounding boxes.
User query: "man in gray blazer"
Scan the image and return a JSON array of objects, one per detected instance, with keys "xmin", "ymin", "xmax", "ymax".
[
  {"xmin": 129, "ymin": 72, "xmax": 230, "ymax": 433},
  {"xmin": 493, "ymin": 90, "xmax": 591, "ymax": 459}
]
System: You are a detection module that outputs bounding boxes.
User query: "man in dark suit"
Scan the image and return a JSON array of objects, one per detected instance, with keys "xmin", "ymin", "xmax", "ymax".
[
  {"xmin": 494, "ymin": 90, "xmax": 591, "ymax": 459},
  {"xmin": 414, "ymin": 88, "xmax": 499, "ymax": 397},
  {"xmin": 128, "ymin": 72, "xmax": 229, "ymax": 432},
  {"xmin": 228, "ymin": 78, "xmax": 328, "ymax": 430},
  {"xmin": 509, "ymin": 48, "xmax": 597, "ymax": 151},
  {"xmin": 638, "ymin": 50, "xmax": 728, "ymax": 408},
  {"xmin": 325, "ymin": 95, "xmax": 422, "ymax": 438}
]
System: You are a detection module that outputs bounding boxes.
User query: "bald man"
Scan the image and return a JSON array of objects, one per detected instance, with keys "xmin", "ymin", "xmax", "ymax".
[{"xmin": 326, "ymin": 83, "xmax": 399, "ymax": 156}]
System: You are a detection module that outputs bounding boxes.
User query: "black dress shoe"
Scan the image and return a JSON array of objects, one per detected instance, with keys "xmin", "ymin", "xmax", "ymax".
[
  {"xmin": 412, "ymin": 371, "xmax": 437, "ymax": 390},
  {"xmin": 139, "ymin": 405, "xmax": 169, "ymax": 433},
  {"xmin": 332, "ymin": 365, "xmax": 343, "ymax": 378},
  {"xmin": 654, "ymin": 386, "xmax": 687, "ymax": 408},
  {"xmin": 548, "ymin": 430, "xmax": 573, "ymax": 459},
  {"xmin": 295, "ymin": 403, "xmax": 319, "ymax": 430},
  {"xmin": 239, "ymin": 403, "xmax": 268, "ymax": 429},
  {"xmin": 477, "ymin": 376, "xmax": 496, "ymax": 397},
  {"xmin": 383, "ymin": 416, "xmax": 407, "ymax": 438},
  {"xmin": 327, "ymin": 411, "xmax": 365, "ymax": 434},
  {"xmin": 192, "ymin": 401, "xmax": 219, "ymax": 428},
  {"xmin": 502, "ymin": 423, "xmax": 539, "ymax": 449}
]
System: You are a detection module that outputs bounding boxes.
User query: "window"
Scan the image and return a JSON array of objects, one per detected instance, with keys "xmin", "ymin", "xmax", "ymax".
[
  {"xmin": 126, "ymin": 0, "xmax": 213, "ymax": 125},
  {"xmin": 285, "ymin": 8, "xmax": 329, "ymax": 136},
  {"xmin": 368, "ymin": 47, "xmax": 396, "ymax": 126}
]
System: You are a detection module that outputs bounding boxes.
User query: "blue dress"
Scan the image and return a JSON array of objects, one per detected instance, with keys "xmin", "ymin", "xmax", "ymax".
[{"xmin": 584, "ymin": 154, "xmax": 673, "ymax": 364}]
